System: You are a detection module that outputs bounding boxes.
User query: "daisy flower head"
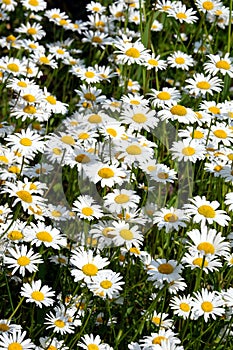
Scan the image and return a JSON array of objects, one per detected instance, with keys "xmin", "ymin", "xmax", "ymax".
[
  {"xmin": 147, "ymin": 258, "xmax": 183, "ymax": 284},
  {"xmin": 45, "ymin": 306, "xmax": 75, "ymax": 335},
  {"xmin": 87, "ymin": 269, "xmax": 125, "ymax": 299},
  {"xmin": 167, "ymin": 51, "xmax": 194, "ymax": 70},
  {"xmin": 167, "ymin": 3, "xmax": 198, "ymax": 23},
  {"xmin": 170, "ymin": 294, "xmax": 193, "ymax": 319},
  {"xmin": 70, "ymin": 246, "xmax": 110, "ymax": 282},
  {"xmin": 109, "ymin": 220, "xmax": 144, "ymax": 249},
  {"xmin": 182, "ymin": 251, "xmax": 222, "ymax": 273},
  {"xmin": 140, "ymin": 328, "xmax": 182, "ymax": 349},
  {"xmin": 183, "ymin": 195, "xmax": 230, "ymax": 227},
  {"xmin": 15, "ymin": 22, "xmax": 46, "ymax": 40},
  {"xmin": 0, "ymin": 56, "xmax": 27, "ymax": 77},
  {"xmin": 185, "ymin": 73, "xmax": 223, "ymax": 96},
  {"xmin": 76, "ymin": 66, "xmax": 101, "ymax": 84},
  {"xmin": 143, "ymin": 53, "xmax": 167, "ymax": 71},
  {"xmin": 190, "ymin": 288, "xmax": 224, "ymax": 322},
  {"xmin": 148, "ymin": 87, "xmax": 181, "ymax": 108},
  {"xmin": 78, "ymin": 334, "xmax": 109, "ymax": 350},
  {"xmin": 209, "ymin": 122, "xmax": 233, "ymax": 147},
  {"xmin": 204, "ymin": 53, "xmax": 233, "ymax": 77},
  {"xmin": 114, "ymin": 39, "xmax": 150, "ymax": 65},
  {"xmin": 103, "ymin": 189, "xmax": 140, "ymax": 214},
  {"xmin": 121, "ymin": 93, "xmax": 149, "ymax": 107},
  {"xmin": 23, "ymin": 221, "xmax": 67, "ymax": 249},
  {"xmin": 153, "ymin": 207, "xmax": 189, "ymax": 233},
  {"xmin": 0, "ymin": 330, "xmax": 35, "ymax": 350},
  {"xmin": 72, "ymin": 195, "xmax": 104, "ymax": 221},
  {"xmin": 120, "ymin": 105, "xmax": 158, "ymax": 132},
  {"xmin": 0, "ymin": 320, "xmax": 21, "ymax": 334},
  {"xmin": 158, "ymin": 104, "xmax": 198, "ymax": 124},
  {"xmin": 185, "ymin": 226, "xmax": 230, "ymax": 258},
  {"xmin": 116, "ymin": 139, "xmax": 154, "ymax": 167},
  {"xmin": 170, "ymin": 139, "xmax": 206, "ymax": 163},
  {"xmin": 150, "ymin": 311, "xmax": 174, "ymax": 329},
  {"xmin": 178, "ymin": 126, "xmax": 207, "ymax": 143},
  {"xmin": 195, "ymin": 0, "xmax": 222, "ymax": 14},
  {"xmin": 86, "ymin": 161, "xmax": 127, "ymax": 188},
  {"xmin": 148, "ymin": 163, "xmax": 177, "ymax": 184},
  {"xmin": 151, "ymin": 19, "xmax": 163, "ymax": 31},
  {"xmin": 20, "ymin": 279, "xmax": 55, "ymax": 308},
  {"xmin": 20, "ymin": 0, "xmax": 47, "ymax": 12},
  {"xmin": 3, "ymin": 244, "xmax": 43, "ymax": 277}
]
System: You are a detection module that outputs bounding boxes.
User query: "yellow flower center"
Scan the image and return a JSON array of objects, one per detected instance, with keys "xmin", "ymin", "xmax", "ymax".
[
  {"xmin": 191, "ymin": 130, "xmax": 204, "ymax": 139},
  {"xmin": 196, "ymin": 81, "xmax": 211, "ymax": 90},
  {"xmin": 125, "ymin": 47, "xmax": 140, "ymax": 58},
  {"xmin": 129, "ymin": 247, "xmax": 140, "ymax": 255},
  {"xmin": 120, "ymin": 229, "xmax": 134, "ymax": 240},
  {"xmin": 8, "ymin": 165, "xmax": 20, "ymax": 174},
  {"xmin": 114, "ymin": 194, "xmax": 130, "ymax": 204},
  {"xmin": 175, "ymin": 57, "xmax": 185, "ymax": 64},
  {"xmin": 158, "ymin": 263, "xmax": 174, "ymax": 274},
  {"xmin": 8, "ymin": 343, "xmax": 23, "ymax": 350},
  {"xmin": 29, "ymin": 43, "xmax": 37, "ymax": 49},
  {"xmin": 213, "ymin": 129, "xmax": 227, "ymax": 139},
  {"xmin": 7, "ymin": 63, "xmax": 19, "ymax": 72},
  {"xmin": 182, "ymin": 146, "xmax": 195, "ymax": 156},
  {"xmin": 20, "ymin": 137, "xmax": 33, "ymax": 146},
  {"xmin": 46, "ymin": 95, "xmax": 56, "ymax": 104},
  {"xmin": 82, "ymin": 207, "xmax": 94, "ymax": 216},
  {"xmin": 31, "ymin": 290, "xmax": 44, "ymax": 301},
  {"xmin": 147, "ymin": 165, "xmax": 156, "ymax": 172},
  {"xmin": 6, "ymin": 35, "xmax": 16, "ymax": 42},
  {"xmin": 7, "ymin": 230, "xmax": 23, "ymax": 240},
  {"xmin": 54, "ymin": 319, "xmax": 65, "ymax": 328},
  {"xmin": 164, "ymin": 213, "xmax": 178, "ymax": 222},
  {"xmin": 170, "ymin": 105, "xmax": 187, "ymax": 116},
  {"xmin": 47, "ymin": 346, "xmax": 57, "ymax": 350},
  {"xmin": 82, "ymin": 263, "xmax": 98, "ymax": 276},
  {"xmin": 214, "ymin": 165, "xmax": 223, "ymax": 172},
  {"xmin": 23, "ymin": 105, "xmax": 36, "ymax": 114},
  {"xmin": 100, "ymin": 280, "xmax": 113, "ymax": 289},
  {"xmin": 0, "ymin": 323, "xmax": 10, "ymax": 332},
  {"xmin": 197, "ymin": 204, "xmax": 216, "ymax": 218},
  {"xmin": 102, "ymin": 227, "xmax": 114, "ymax": 238},
  {"xmin": 27, "ymin": 28, "xmax": 37, "ymax": 35},
  {"xmin": 193, "ymin": 257, "xmax": 209, "ymax": 267},
  {"xmin": 51, "ymin": 210, "xmax": 61, "ymax": 217},
  {"xmin": 88, "ymin": 114, "xmax": 102, "ymax": 123},
  {"xmin": 56, "ymin": 48, "xmax": 64, "ymax": 55},
  {"xmin": 59, "ymin": 19, "xmax": 68, "ymax": 26},
  {"xmin": 36, "ymin": 231, "xmax": 53, "ymax": 242},
  {"xmin": 106, "ymin": 128, "xmax": 117, "ymax": 137},
  {"xmin": 98, "ymin": 168, "xmax": 114, "ymax": 178},
  {"xmin": 180, "ymin": 302, "xmax": 190, "ymax": 312},
  {"xmin": 208, "ymin": 106, "xmax": 220, "ymax": 114},
  {"xmin": 61, "ymin": 135, "xmax": 75, "ymax": 145},
  {"xmin": 148, "ymin": 59, "xmax": 158, "ymax": 66},
  {"xmin": 157, "ymin": 91, "xmax": 171, "ymax": 100},
  {"xmin": 203, "ymin": 1, "xmax": 214, "ymax": 10},
  {"xmin": 39, "ymin": 56, "xmax": 50, "ymax": 64},
  {"xmin": 0, "ymin": 155, "xmax": 9, "ymax": 163},
  {"xmin": 87, "ymin": 345, "xmax": 99, "ymax": 350},
  {"xmin": 22, "ymin": 94, "xmax": 36, "ymax": 103},
  {"xmin": 126, "ymin": 145, "xmax": 142, "ymax": 155},
  {"xmin": 3, "ymin": 0, "xmax": 11, "ymax": 5},
  {"xmin": 201, "ymin": 301, "xmax": 213, "ymax": 312},
  {"xmin": 17, "ymin": 256, "xmax": 30, "ymax": 266},
  {"xmin": 85, "ymin": 71, "xmax": 95, "ymax": 78},
  {"xmin": 176, "ymin": 12, "xmax": 187, "ymax": 19},
  {"xmin": 18, "ymin": 81, "xmax": 27, "ymax": 87},
  {"xmin": 197, "ymin": 242, "xmax": 215, "ymax": 255},
  {"xmin": 78, "ymin": 132, "xmax": 89, "ymax": 140},
  {"xmin": 152, "ymin": 316, "xmax": 161, "ymax": 325},
  {"xmin": 157, "ymin": 172, "xmax": 168, "ymax": 179},
  {"xmin": 132, "ymin": 113, "xmax": 147, "ymax": 123},
  {"xmin": 92, "ymin": 36, "xmax": 102, "ymax": 43},
  {"xmin": 95, "ymin": 20, "xmax": 105, "ymax": 27},
  {"xmin": 53, "ymin": 148, "xmax": 62, "ymax": 155},
  {"xmin": 29, "ymin": 0, "xmax": 39, "ymax": 6},
  {"xmin": 152, "ymin": 336, "xmax": 167, "ymax": 345},
  {"xmin": 16, "ymin": 190, "xmax": 32, "ymax": 203},
  {"xmin": 75, "ymin": 154, "xmax": 91, "ymax": 163},
  {"xmin": 84, "ymin": 92, "xmax": 96, "ymax": 101}
]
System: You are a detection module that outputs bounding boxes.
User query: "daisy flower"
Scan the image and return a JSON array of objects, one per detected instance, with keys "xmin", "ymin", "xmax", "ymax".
[
  {"xmin": 190, "ymin": 288, "xmax": 224, "ymax": 322},
  {"xmin": 120, "ymin": 105, "xmax": 158, "ymax": 132},
  {"xmin": 42, "ymin": 88, "xmax": 68, "ymax": 114},
  {"xmin": 103, "ymin": 189, "xmax": 140, "ymax": 213},
  {"xmin": 183, "ymin": 195, "xmax": 230, "ymax": 227},
  {"xmin": 170, "ymin": 139, "xmax": 206, "ymax": 162},
  {"xmin": 150, "ymin": 311, "xmax": 173, "ymax": 329},
  {"xmin": 167, "ymin": 51, "xmax": 194, "ymax": 70},
  {"xmin": 143, "ymin": 53, "xmax": 167, "ymax": 71},
  {"xmin": 72, "ymin": 195, "xmax": 104, "ymax": 221},
  {"xmin": 45, "ymin": 306, "xmax": 75, "ymax": 335},
  {"xmin": 148, "ymin": 87, "xmax": 181, "ymax": 108},
  {"xmin": 109, "ymin": 221, "xmax": 144, "ymax": 249},
  {"xmin": 3, "ymin": 244, "xmax": 43, "ymax": 277},
  {"xmin": 147, "ymin": 258, "xmax": 183, "ymax": 284},
  {"xmin": 0, "ymin": 0, "xmax": 17, "ymax": 11},
  {"xmin": 151, "ymin": 19, "xmax": 163, "ymax": 31},
  {"xmin": 39, "ymin": 337, "xmax": 68, "ymax": 350},
  {"xmin": 87, "ymin": 269, "xmax": 125, "ymax": 299},
  {"xmin": 153, "ymin": 207, "xmax": 189, "ymax": 233},
  {"xmin": 186, "ymin": 226, "xmax": 230, "ymax": 258},
  {"xmin": 0, "ymin": 319, "xmax": 21, "ymax": 334},
  {"xmin": 209, "ymin": 122, "xmax": 233, "ymax": 146},
  {"xmin": 0, "ymin": 330, "xmax": 35, "ymax": 350},
  {"xmin": 15, "ymin": 22, "xmax": 46, "ymax": 40},
  {"xmin": 114, "ymin": 39, "xmax": 150, "ymax": 65},
  {"xmin": 21, "ymin": 0, "xmax": 47, "ymax": 11},
  {"xmin": 140, "ymin": 329, "xmax": 181, "ymax": 349},
  {"xmin": 30, "ymin": 52, "xmax": 58, "ymax": 69},
  {"xmin": 185, "ymin": 73, "xmax": 223, "ymax": 96},
  {"xmin": 99, "ymin": 123, "xmax": 126, "ymax": 140},
  {"xmin": 167, "ymin": 3, "xmax": 198, "ymax": 23},
  {"xmin": 76, "ymin": 66, "xmax": 101, "ymax": 84},
  {"xmin": 78, "ymin": 334, "xmax": 108, "ymax": 350},
  {"xmin": 149, "ymin": 164, "xmax": 177, "ymax": 183},
  {"xmin": 158, "ymin": 104, "xmax": 198, "ymax": 124},
  {"xmin": 204, "ymin": 53, "xmax": 233, "ymax": 77},
  {"xmin": 182, "ymin": 252, "xmax": 222, "ymax": 272},
  {"xmin": 195, "ymin": 0, "xmax": 222, "ymax": 14},
  {"xmin": 116, "ymin": 139, "xmax": 154, "ymax": 166},
  {"xmin": 121, "ymin": 93, "xmax": 149, "ymax": 107},
  {"xmin": 178, "ymin": 126, "xmax": 207, "ymax": 143},
  {"xmin": 70, "ymin": 247, "xmax": 110, "ymax": 282},
  {"xmin": 86, "ymin": 162, "xmax": 127, "ymax": 188},
  {"xmin": 20, "ymin": 279, "xmax": 55, "ymax": 308},
  {"xmin": 23, "ymin": 221, "xmax": 67, "ymax": 249},
  {"xmin": 170, "ymin": 294, "xmax": 193, "ymax": 319}
]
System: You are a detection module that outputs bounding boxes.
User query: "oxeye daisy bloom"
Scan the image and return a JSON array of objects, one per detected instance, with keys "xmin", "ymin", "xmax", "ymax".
[
  {"xmin": 20, "ymin": 279, "xmax": 55, "ymax": 308},
  {"xmin": 3, "ymin": 244, "xmax": 43, "ymax": 277},
  {"xmin": 149, "ymin": 163, "xmax": 177, "ymax": 183},
  {"xmin": 167, "ymin": 51, "xmax": 194, "ymax": 70},
  {"xmin": 190, "ymin": 288, "xmax": 224, "ymax": 322},
  {"xmin": 167, "ymin": 3, "xmax": 198, "ymax": 23},
  {"xmin": 87, "ymin": 269, "xmax": 125, "ymax": 299},
  {"xmin": 121, "ymin": 93, "xmax": 149, "ymax": 106},
  {"xmin": 30, "ymin": 52, "xmax": 58, "ymax": 69},
  {"xmin": 149, "ymin": 311, "xmax": 173, "ymax": 329},
  {"xmin": 0, "ymin": 330, "xmax": 35, "ymax": 350},
  {"xmin": 182, "ymin": 252, "xmax": 222, "ymax": 272},
  {"xmin": 15, "ymin": 22, "xmax": 46, "ymax": 40},
  {"xmin": 151, "ymin": 19, "xmax": 163, "ymax": 31},
  {"xmin": 0, "ymin": 319, "xmax": 21, "ymax": 334},
  {"xmin": 99, "ymin": 123, "xmax": 126, "ymax": 140},
  {"xmin": 185, "ymin": 73, "xmax": 223, "ymax": 96},
  {"xmin": 186, "ymin": 226, "xmax": 230, "ymax": 258},
  {"xmin": 183, "ymin": 195, "xmax": 230, "ymax": 227},
  {"xmin": 153, "ymin": 207, "xmax": 189, "ymax": 233},
  {"xmin": 39, "ymin": 337, "xmax": 68, "ymax": 350},
  {"xmin": 170, "ymin": 139, "xmax": 206, "ymax": 163},
  {"xmin": 72, "ymin": 195, "xmax": 104, "ymax": 221},
  {"xmin": 204, "ymin": 53, "xmax": 233, "ymax": 77},
  {"xmin": 114, "ymin": 39, "xmax": 150, "ymax": 65},
  {"xmin": 0, "ymin": 56, "xmax": 27, "ymax": 77},
  {"xmin": 116, "ymin": 139, "xmax": 154, "ymax": 166},
  {"xmin": 109, "ymin": 221, "xmax": 143, "ymax": 249},
  {"xmin": 45, "ymin": 307, "xmax": 75, "ymax": 335},
  {"xmin": 156, "ymin": 0, "xmax": 176, "ymax": 13},
  {"xmin": 0, "ymin": 0, "xmax": 17, "ymax": 11},
  {"xmin": 21, "ymin": 0, "xmax": 47, "ymax": 11},
  {"xmin": 23, "ymin": 221, "xmax": 67, "ymax": 249},
  {"xmin": 147, "ymin": 258, "xmax": 183, "ymax": 283},
  {"xmin": 158, "ymin": 104, "xmax": 198, "ymax": 124},
  {"xmin": 70, "ymin": 247, "xmax": 110, "ymax": 282},
  {"xmin": 209, "ymin": 123, "xmax": 233, "ymax": 146},
  {"xmin": 178, "ymin": 126, "xmax": 207, "ymax": 143},
  {"xmin": 78, "ymin": 334, "xmax": 108, "ymax": 350},
  {"xmin": 7, "ymin": 77, "xmax": 37, "ymax": 92},
  {"xmin": 120, "ymin": 105, "xmax": 158, "ymax": 132},
  {"xmin": 86, "ymin": 162, "xmax": 127, "ymax": 188},
  {"xmin": 195, "ymin": 0, "xmax": 222, "ymax": 14},
  {"xmin": 103, "ymin": 189, "xmax": 140, "ymax": 213},
  {"xmin": 170, "ymin": 294, "xmax": 193, "ymax": 319},
  {"xmin": 76, "ymin": 66, "xmax": 101, "ymax": 84},
  {"xmin": 143, "ymin": 53, "xmax": 167, "ymax": 71},
  {"xmin": 42, "ymin": 88, "xmax": 68, "ymax": 114},
  {"xmin": 148, "ymin": 87, "xmax": 181, "ymax": 108},
  {"xmin": 140, "ymin": 329, "xmax": 181, "ymax": 349}
]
